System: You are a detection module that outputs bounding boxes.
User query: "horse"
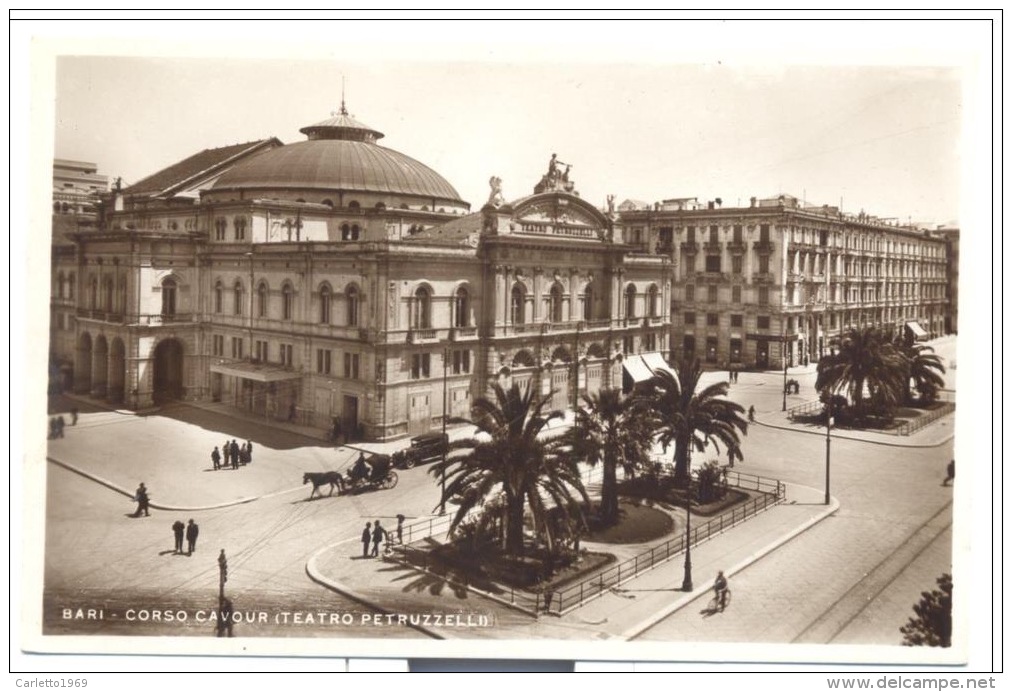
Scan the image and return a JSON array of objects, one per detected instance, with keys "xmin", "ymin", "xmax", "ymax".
[{"xmin": 303, "ymin": 471, "xmax": 344, "ymax": 499}]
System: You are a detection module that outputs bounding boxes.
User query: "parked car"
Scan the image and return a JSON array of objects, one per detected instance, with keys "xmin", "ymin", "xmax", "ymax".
[{"xmin": 391, "ymin": 432, "xmax": 449, "ymax": 469}]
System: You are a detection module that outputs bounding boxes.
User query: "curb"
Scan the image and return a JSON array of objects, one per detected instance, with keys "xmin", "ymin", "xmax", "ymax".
[
  {"xmin": 46, "ymin": 456, "xmax": 282, "ymax": 512},
  {"xmin": 620, "ymin": 486, "xmax": 842, "ymax": 640},
  {"xmin": 304, "ymin": 541, "xmax": 445, "ymax": 640},
  {"xmin": 752, "ymin": 417, "xmax": 954, "ymax": 449}
]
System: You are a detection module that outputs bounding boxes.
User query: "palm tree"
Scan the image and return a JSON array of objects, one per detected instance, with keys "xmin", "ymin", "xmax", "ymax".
[
  {"xmin": 567, "ymin": 388, "xmax": 655, "ymax": 527},
  {"xmin": 896, "ymin": 340, "xmax": 947, "ymax": 404},
  {"xmin": 430, "ymin": 382, "xmax": 588, "ymax": 557},
  {"xmin": 647, "ymin": 359, "xmax": 748, "ymax": 485},
  {"xmin": 816, "ymin": 327, "xmax": 906, "ymax": 420}
]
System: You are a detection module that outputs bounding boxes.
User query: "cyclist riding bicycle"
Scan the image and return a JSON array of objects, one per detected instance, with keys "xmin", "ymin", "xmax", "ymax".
[{"xmin": 713, "ymin": 570, "xmax": 729, "ymax": 611}]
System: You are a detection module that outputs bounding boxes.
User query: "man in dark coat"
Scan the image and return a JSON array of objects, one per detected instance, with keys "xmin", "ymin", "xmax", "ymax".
[
  {"xmin": 222, "ymin": 439, "xmax": 231, "ymax": 468},
  {"xmin": 246, "ymin": 440, "xmax": 253, "ymax": 463},
  {"xmin": 185, "ymin": 519, "xmax": 199, "ymax": 555},
  {"xmin": 371, "ymin": 520, "xmax": 386, "ymax": 557},
  {"xmin": 361, "ymin": 522, "xmax": 372, "ymax": 558},
  {"xmin": 231, "ymin": 440, "xmax": 240, "ymax": 470},
  {"xmin": 211, "ymin": 446, "xmax": 221, "ymax": 470},
  {"xmin": 172, "ymin": 520, "xmax": 185, "ymax": 553},
  {"xmin": 132, "ymin": 483, "xmax": 150, "ymax": 517}
]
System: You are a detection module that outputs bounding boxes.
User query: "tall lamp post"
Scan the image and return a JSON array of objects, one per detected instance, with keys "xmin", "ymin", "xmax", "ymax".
[
  {"xmin": 682, "ymin": 472, "xmax": 694, "ymax": 592},
  {"xmin": 824, "ymin": 394, "xmax": 833, "ymax": 505},
  {"xmin": 781, "ymin": 332, "xmax": 789, "ymax": 412},
  {"xmin": 440, "ymin": 346, "xmax": 449, "ymax": 515}
]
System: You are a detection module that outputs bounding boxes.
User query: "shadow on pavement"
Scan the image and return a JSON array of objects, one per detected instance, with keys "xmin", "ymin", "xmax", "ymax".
[{"xmin": 144, "ymin": 402, "xmax": 323, "ymax": 451}]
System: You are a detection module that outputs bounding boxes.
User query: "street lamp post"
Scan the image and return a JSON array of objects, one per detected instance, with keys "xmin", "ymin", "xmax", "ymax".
[
  {"xmin": 682, "ymin": 472, "xmax": 694, "ymax": 592},
  {"xmin": 440, "ymin": 347, "xmax": 449, "ymax": 515},
  {"xmin": 824, "ymin": 395, "xmax": 832, "ymax": 505},
  {"xmin": 782, "ymin": 333, "xmax": 788, "ymax": 412}
]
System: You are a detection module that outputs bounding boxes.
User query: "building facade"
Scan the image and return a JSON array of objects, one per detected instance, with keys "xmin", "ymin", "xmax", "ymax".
[
  {"xmin": 50, "ymin": 109, "xmax": 672, "ymax": 440},
  {"xmin": 619, "ymin": 194, "xmax": 950, "ymax": 369}
]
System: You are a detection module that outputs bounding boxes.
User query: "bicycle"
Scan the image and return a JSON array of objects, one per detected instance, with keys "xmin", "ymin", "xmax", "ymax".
[{"xmin": 708, "ymin": 588, "xmax": 732, "ymax": 613}]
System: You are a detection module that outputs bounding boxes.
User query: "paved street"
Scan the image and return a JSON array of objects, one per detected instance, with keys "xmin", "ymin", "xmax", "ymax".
[{"xmin": 40, "ymin": 338, "xmax": 957, "ymax": 652}]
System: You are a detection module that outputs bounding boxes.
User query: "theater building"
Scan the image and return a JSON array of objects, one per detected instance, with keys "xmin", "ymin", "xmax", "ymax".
[{"xmin": 50, "ymin": 107, "xmax": 672, "ymax": 440}]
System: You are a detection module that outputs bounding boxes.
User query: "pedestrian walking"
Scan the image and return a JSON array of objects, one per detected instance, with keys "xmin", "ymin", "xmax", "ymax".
[
  {"xmin": 361, "ymin": 522, "xmax": 372, "ymax": 558},
  {"xmin": 185, "ymin": 519, "xmax": 199, "ymax": 555},
  {"xmin": 222, "ymin": 439, "xmax": 231, "ymax": 468},
  {"xmin": 231, "ymin": 439, "xmax": 240, "ymax": 470},
  {"xmin": 371, "ymin": 520, "xmax": 386, "ymax": 557},
  {"xmin": 172, "ymin": 520, "xmax": 185, "ymax": 553},
  {"xmin": 211, "ymin": 446, "xmax": 221, "ymax": 470},
  {"xmin": 748, "ymin": 405, "xmax": 756, "ymax": 423},
  {"xmin": 246, "ymin": 440, "xmax": 253, "ymax": 464},
  {"xmin": 239, "ymin": 444, "xmax": 250, "ymax": 466},
  {"xmin": 70, "ymin": 407, "xmax": 79, "ymax": 425},
  {"xmin": 943, "ymin": 459, "xmax": 955, "ymax": 486},
  {"xmin": 396, "ymin": 514, "xmax": 405, "ymax": 544},
  {"xmin": 132, "ymin": 483, "xmax": 150, "ymax": 517}
]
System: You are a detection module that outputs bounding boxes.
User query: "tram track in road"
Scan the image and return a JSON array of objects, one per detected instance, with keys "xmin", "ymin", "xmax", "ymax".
[{"xmin": 790, "ymin": 500, "xmax": 953, "ymax": 645}]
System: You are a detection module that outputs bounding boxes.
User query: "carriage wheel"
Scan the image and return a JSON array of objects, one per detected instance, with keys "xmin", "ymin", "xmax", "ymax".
[{"xmin": 382, "ymin": 471, "xmax": 399, "ymax": 489}]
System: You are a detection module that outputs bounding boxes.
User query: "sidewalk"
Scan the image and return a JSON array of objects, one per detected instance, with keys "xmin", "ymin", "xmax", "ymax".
[
  {"xmin": 307, "ymin": 481, "xmax": 836, "ymax": 641},
  {"xmin": 754, "ymin": 409, "xmax": 955, "ymax": 448}
]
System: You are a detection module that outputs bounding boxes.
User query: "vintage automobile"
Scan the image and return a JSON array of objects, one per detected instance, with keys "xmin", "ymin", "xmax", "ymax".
[{"xmin": 390, "ymin": 432, "xmax": 449, "ymax": 469}]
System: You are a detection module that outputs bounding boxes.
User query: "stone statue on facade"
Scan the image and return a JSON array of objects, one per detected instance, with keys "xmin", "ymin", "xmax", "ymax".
[
  {"xmin": 606, "ymin": 194, "xmax": 616, "ymax": 216},
  {"xmin": 535, "ymin": 154, "xmax": 574, "ymax": 194},
  {"xmin": 487, "ymin": 176, "xmax": 505, "ymax": 208}
]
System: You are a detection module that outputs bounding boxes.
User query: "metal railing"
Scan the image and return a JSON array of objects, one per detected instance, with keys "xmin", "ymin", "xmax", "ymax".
[{"xmin": 895, "ymin": 401, "xmax": 956, "ymax": 436}]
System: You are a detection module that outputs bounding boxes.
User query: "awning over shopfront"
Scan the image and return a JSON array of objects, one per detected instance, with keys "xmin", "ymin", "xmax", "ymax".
[
  {"xmin": 642, "ymin": 352, "xmax": 677, "ymax": 379},
  {"xmin": 905, "ymin": 321, "xmax": 928, "ymax": 341},
  {"xmin": 621, "ymin": 355, "xmax": 654, "ymax": 385},
  {"xmin": 209, "ymin": 360, "xmax": 303, "ymax": 383}
]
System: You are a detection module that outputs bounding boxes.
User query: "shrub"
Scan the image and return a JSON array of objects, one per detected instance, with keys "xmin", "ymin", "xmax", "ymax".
[
  {"xmin": 900, "ymin": 573, "xmax": 952, "ymax": 647},
  {"xmin": 694, "ymin": 460, "xmax": 728, "ymax": 504}
]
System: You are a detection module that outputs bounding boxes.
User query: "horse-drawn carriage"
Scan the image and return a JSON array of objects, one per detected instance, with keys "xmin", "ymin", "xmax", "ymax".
[{"xmin": 303, "ymin": 453, "xmax": 398, "ymax": 500}]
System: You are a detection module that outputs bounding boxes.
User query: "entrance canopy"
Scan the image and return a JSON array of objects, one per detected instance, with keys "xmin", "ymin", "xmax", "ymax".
[
  {"xmin": 642, "ymin": 352, "xmax": 677, "ymax": 379},
  {"xmin": 621, "ymin": 355, "xmax": 654, "ymax": 385},
  {"xmin": 905, "ymin": 321, "xmax": 928, "ymax": 341},
  {"xmin": 210, "ymin": 361, "xmax": 303, "ymax": 382}
]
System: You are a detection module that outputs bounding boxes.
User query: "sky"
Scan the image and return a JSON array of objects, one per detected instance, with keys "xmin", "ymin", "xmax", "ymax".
[{"xmin": 41, "ymin": 21, "xmax": 977, "ymax": 227}]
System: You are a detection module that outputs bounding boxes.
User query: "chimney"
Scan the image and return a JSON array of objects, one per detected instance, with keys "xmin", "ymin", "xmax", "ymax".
[{"xmin": 750, "ymin": 197, "xmax": 757, "ymax": 208}]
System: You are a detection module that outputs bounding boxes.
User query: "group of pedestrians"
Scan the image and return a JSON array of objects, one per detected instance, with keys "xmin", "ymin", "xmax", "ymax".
[
  {"xmin": 211, "ymin": 439, "xmax": 253, "ymax": 470},
  {"xmin": 728, "ymin": 368, "xmax": 740, "ymax": 384},
  {"xmin": 47, "ymin": 407, "xmax": 79, "ymax": 439},
  {"xmin": 360, "ymin": 515, "xmax": 406, "ymax": 558},
  {"xmin": 171, "ymin": 519, "xmax": 200, "ymax": 555}
]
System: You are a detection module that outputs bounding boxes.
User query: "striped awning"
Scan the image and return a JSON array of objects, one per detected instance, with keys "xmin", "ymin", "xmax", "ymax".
[
  {"xmin": 905, "ymin": 321, "xmax": 928, "ymax": 339},
  {"xmin": 621, "ymin": 355, "xmax": 654, "ymax": 384},
  {"xmin": 642, "ymin": 352, "xmax": 677, "ymax": 379}
]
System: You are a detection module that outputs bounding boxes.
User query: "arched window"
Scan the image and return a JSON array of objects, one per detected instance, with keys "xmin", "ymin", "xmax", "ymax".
[
  {"xmin": 454, "ymin": 286, "xmax": 469, "ymax": 327},
  {"xmin": 549, "ymin": 283, "xmax": 564, "ymax": 323},
  {"xmin": 161, "ymin": 277, "xmax": 177, "ymax": 316},
  {"xmin": 257, "ymin": 282, "xmax": 268, "ymax": 318},
  {"xmin": 57, "ymin": 272, "xmax": 65, "ymax": 299},
  {"xmin": 583, "ymin": 285, "xmax": 593, "ymax": 321},
  {"xmin": 413, "ymin": 286, "xmax": 432, "ymax": 329},
  {"xmin": 351, "ymin": 224, "xmax": 360, "ymax": 241},
  {"xmin": 625, "ymin": 284, "xmax": 637, "ymax": 319},
  {"xmin": 348, "ymin": 201, "xmax": 360, "ymax": 211},
  {"xmin": 118, "ymin": 277, "xmax": 127, "ymax": 314},
  {"xmin": 68, "ymin": 273, "xmax": 75, "ymax": 300},
  {"xmin": 282, "ymin": 283, "xmax": 294, "ymax": 321},
  {"xmin": 346, "ymin": 286, "xmax": 360, "ymax": 327},
  {"xmin": 341, "ymin": 224, "xmax": 351, "ymax": 241},
  {"xmin": 319, "ymin": 285, "xmax": 332, "ymax": 324},
  {"xmin": 214, "ymin": 281, "xmax": 223, "ymax": 313},
  {"xmin": 374, "ymin": 202, "xmax": 386, "ymax": 211},
  {"xmin": 321, "ymin": 199, "xmax": 334, "ymax": 209},
  {"xmin": 89, "ymin": 277, "xmax": 98, "ymax": 309},
  {"xmin": 648, "ymin": 284, "xmax": 660, "ymax": 318},
  {"xmin": 510, "ymin": 284, "xmax": 525, "ymax": 324},
  {"xmin": 103, "ymin": 277, "xmax": 114, "ymax": 311},
  {"xmin": 233, "ymin": 280, "xmax": 244, "ymax": 316}
]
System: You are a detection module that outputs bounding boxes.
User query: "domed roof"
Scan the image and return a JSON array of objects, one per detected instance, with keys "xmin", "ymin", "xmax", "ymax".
[{"xmin": 212, "ymin": 108, "xmax": 464, "ymax": 203}]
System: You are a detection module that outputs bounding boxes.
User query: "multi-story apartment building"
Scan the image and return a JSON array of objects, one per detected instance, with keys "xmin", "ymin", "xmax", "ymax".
[
  {"xmin": 930, "ymin": 226, "xmax": 960, "ymax": 335},
  {"xmin": 49, "ymin": 108, "xmax": 673, "ymax": 440},
  {"xmin": 619, "ymin": 194, "xmax": 949, "ymax": 369}
]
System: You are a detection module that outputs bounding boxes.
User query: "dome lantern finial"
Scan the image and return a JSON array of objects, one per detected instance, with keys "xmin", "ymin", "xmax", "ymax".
[{"xmin": 340, "ymin": 76, "xmax": 348, "ymax": 116}]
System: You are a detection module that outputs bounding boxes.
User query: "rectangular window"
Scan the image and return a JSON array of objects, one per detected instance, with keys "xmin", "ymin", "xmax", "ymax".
[
  {"xmin": 410, "ymin": 353, "xmax": 430, "ymax": 380},
  {"xmin": 212, "ymin": 335, "xmax": 224, "ymax": 356},
  {"xmin": 760, "ymin": 224, "xmax": 770, "ymax": 243},
  {"xmin": 732, "ymin": 285, "xmax": 742, "ymax": 303},
  {"xmin": 685, "ymin": 284, "xmax": 695, "ymax": 302},
  {"xmin": 757, "ymin": 315, "xmax": 771, "ymax": 330},
  {"xmin": 231, "ymin": 337, "xmax": 244, "ymax": 359},
  {"xmin": 758, "ymin": 255, "xmax": 770, "ymax": 273},
  {"xmin": 280, "ymin": 343, "xmax": 293, "ymax": 367},
  {"xmin": 733, "ymin": 225, "xmax": 743, "ymax": 243},
  {"xmin": 684, "ymin": 311, "xmax": 695, "ymax": 325},
  {"xmin": 316, "ymin": 349, "xmax": 331, "ymax": 375},
  {"xmin": 707, "ymin": 285, "xmax": 718, "ymax": 303},
  {"xmin": 254, "ymin": 340, "xmax": 268, "ymax": 362},
  {"xmin": 343, "ymin": 352, "xmax": 361, "ymax": 380},
  {"xmin": 452, "ymin": 349, "xmax": 471, "ymax": 374},
  {"xmin": 709, "ymin": 226, "xmax": 719, "ymax": 244},
  {"xmin": 686, "ymin": 226, "xmax": 696, "ymax": 243},
  {"xmin": 731, "ymin": 255, "xmax": 743, "ymax": 274},
  {"xmin": 623, "ymin": 335, "xmax": 634, "ymax": 354},
  {"xmin": 705, "ymin": 255, "xmax": 721, "ymax": 273},
  {"xmin": 706, "ymin": 312, "xmax": 719, "ymax": 327},
  {"xmin": 758, "ymin": 286, "xmax": 769, "ymax": 305},
  {"xmin": 730, "ymin": 314, "xmax": 743, "ymax": 328},
  {"xmin": 645, "ymin": 333, "xmax": 657, "ymax": 352}
]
